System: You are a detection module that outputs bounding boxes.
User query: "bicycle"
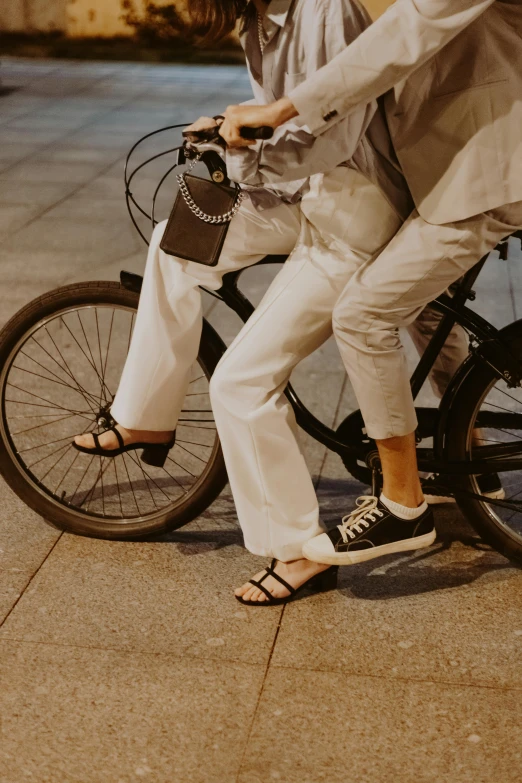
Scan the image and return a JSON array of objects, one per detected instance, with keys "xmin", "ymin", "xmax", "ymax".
[{"xmin": 1, "ymin": 123, "xmax": 522, "ymax": 566}]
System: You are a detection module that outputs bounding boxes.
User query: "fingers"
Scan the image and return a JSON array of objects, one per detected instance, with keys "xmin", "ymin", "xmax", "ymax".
[
  {"xmin": 219, "ymin": 114, "xmax": 256, "ymax": 148},
  {"xmin": 184, "ymin": 116, "xmax": 218, "ymax": 133}
]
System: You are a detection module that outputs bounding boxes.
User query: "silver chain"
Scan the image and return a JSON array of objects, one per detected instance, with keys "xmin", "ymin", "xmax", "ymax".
[
  {"xmin": 176, "ymin": 156, "xmax": 243, "ymax": 225},
  {"xmin": 257, "ymin": 12, "xmax": 268, "ymax": 53}
]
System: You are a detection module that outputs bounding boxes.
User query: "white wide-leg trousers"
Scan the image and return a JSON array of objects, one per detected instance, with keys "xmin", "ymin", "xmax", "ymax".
[
  {"xmin": 111, "ymin": 195, "xmax": 302, "ymax": 430},
  {"xmin": 332, "ymin": 202, "xmax": 522, "ymax": 441},
  {"xmin": 111, "ymin": 167, "xmax": 469, "ymax": 561}
]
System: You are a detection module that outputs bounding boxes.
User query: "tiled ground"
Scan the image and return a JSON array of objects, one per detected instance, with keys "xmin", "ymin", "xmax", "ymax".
[{"xmin": 0, "ymin": 59, "xmax": 521, "ymax": 783}]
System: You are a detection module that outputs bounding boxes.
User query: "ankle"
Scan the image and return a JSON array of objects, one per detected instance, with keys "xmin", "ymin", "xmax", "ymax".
[{"xmin": 381, "ymin": 485, "xmax": 424, "ymax": 509}]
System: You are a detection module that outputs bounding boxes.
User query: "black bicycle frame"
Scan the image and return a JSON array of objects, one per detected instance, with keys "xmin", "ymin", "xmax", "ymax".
[
  {"xmin": 123, "ymin": 133, "xmax": 522, "ymax": 482},
  {"xmin": 216, "ymin": 251, "xmax": 522, "ymax": 477}
]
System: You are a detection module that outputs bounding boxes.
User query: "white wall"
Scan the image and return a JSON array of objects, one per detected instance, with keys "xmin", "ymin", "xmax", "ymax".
[
  {"xmin": 66, "ymin": 0, "xmax": 131, "ymax": 37},
  {"xmin": 0, "ymin": 0, "xmax": 67, "ymax": 32},
  {"xmin": 0, "ymin": 0, "xmax": 392, "ymax": 38}
]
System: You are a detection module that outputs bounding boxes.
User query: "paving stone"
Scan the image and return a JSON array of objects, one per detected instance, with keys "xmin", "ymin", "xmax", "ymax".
[
  {"xmin": 1, "ymin": 216, "xmax": 142, "ymax": 258},
  {"xmin": 0, "ymin": 570, "xmax": 32, "ymax": 623},
  {"xmin": 0, "ymin": 203, "xmax": 43, "ymax": 238},
  {"xmin": 0, "ymin": 640, "xmax": 264, "ymax": 783},
  {"xmin": 0, "ymin": 160, "xmax": 109, "ymax": 184},
  {"xmin": 0, "ymin": 179, "xmax": 81, "ymax": 207},
  {"xmin": 0, "ymin": 531, "xmax": 282, "ymax": 665},
  {"xmin": 0, "ymin": 478, "xmax": 60, "ymax": 573},
  {"xmin": 238, "ymin": 667, "xmax": 522, "ymax": 783},
  {"xmin": 270, "ymin": 537, "xmax": 522, "ymax": 688}
]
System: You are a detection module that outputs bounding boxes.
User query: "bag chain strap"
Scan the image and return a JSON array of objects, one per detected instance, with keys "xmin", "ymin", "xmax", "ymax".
[{"xmin": 176, "ymin": 156, "xmax": 243, "ymax": 225}]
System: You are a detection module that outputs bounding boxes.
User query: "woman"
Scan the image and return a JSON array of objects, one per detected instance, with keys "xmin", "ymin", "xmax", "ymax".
[{"xmin": 73, "ymin": 0, "xmax": 468, "ymax": 603}]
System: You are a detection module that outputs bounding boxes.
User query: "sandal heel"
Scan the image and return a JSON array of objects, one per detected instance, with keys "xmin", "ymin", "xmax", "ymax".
[
  {"xmin": 140, "ymin": 444, "xmax": 170, "ymax": 468},
  {"xmin": 311, "ymin": 567, "xmax": 338, "ymax": 593}
]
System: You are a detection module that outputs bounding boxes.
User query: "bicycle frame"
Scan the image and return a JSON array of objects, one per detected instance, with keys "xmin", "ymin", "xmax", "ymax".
[
  {"xmin": 215, "ymin": 250, "xmax": 522, "ymax": 478},
  {"xmin": 123, "ymin": 128, "xmax": 522, "ymax": 482}
]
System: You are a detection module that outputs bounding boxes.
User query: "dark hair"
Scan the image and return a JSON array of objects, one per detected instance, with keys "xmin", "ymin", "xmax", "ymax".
[{"xmin": 189, "ymin": 1, "xmax": 254, "ymax": 43}]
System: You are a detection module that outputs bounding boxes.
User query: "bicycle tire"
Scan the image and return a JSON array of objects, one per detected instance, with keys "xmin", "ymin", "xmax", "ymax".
[
  {"xmin": 442, "ymin": 319, "xmax": 522, "ymax": 565},
  {"xmin": 0, "ymin": 281, "xmax": 228, "ymax": 540}
]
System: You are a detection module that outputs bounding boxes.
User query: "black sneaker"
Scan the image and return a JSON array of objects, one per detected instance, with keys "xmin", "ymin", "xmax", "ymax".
[
  {"xmin": 422, "ymin": 473, "xmax": 505, "ymax": 505},
  {"xmin": 303, "ymin": 496, "xmax": 436, "ymax": 566}
]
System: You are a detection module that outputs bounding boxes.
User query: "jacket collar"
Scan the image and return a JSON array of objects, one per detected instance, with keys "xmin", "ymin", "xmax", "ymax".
[{"xmin": 264, "ymin": 0, "xmax": 294, "ymax": 28}]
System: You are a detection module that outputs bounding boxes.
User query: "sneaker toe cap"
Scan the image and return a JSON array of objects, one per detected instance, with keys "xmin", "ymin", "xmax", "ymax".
[{"xmin": 303, "ymin": 532, "xmax": 336, "ymax": 558}]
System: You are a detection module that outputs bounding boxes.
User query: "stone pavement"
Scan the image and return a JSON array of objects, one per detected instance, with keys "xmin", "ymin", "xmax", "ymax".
[{"xmin": 0, "ymin": 59, "xmax": 521, "ymax": 783}]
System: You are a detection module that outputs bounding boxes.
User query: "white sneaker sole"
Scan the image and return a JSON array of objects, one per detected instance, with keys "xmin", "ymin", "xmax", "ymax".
[
  {"xmin": 425, "ymin": 488, "xmax": 506, "ymax": 505},
  {"xmin": 303, "ymin": 529, "xmax": 437, "ymax": 566}
]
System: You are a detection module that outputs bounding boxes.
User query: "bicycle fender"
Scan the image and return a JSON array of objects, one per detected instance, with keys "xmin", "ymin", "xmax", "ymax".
[{"xmin": 434, "ymin": 318, "xmax": 522, "ymax": 459}]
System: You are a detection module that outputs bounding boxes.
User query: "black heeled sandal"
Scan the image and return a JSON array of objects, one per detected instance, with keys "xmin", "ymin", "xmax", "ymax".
[
  {"xmin": 235, "ymin": 558, "xmax": 338, "ymax": 606},
  {"xmin": 72, "ymin": 426, "xmax": 176, "ymax": 469}
]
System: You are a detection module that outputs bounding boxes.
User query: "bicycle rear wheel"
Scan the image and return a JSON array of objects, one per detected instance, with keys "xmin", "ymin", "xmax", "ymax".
[
  {"xmin": 0, "ymin": 281, "xmax": 227, "ymax": 539},
  {"xmin": 442, "ymin": 319, "xmax": 522, "ymax": 564}
]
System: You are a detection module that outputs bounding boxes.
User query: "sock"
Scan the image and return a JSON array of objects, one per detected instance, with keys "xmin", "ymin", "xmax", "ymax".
[{"xmin": 380, "ymin": 493, "xmax": 428, "ymax": 520}]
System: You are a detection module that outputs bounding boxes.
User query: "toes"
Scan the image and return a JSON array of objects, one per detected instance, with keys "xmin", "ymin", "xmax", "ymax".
[
  {"xmin": 242, "ymin": 586, "xmax": 257, "ymax": 602},
  {"xmin": 74, "ymin": 434, "xmax": 93, "ymax": 448},
  {"xmin": 234, "ymin": 582, "xmax": 251, "ymax": 597}
]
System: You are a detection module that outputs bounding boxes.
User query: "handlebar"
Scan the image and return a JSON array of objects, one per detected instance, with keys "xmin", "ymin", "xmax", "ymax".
[
  {"xmin": 182, "ymin": 125, "xmax": 274, "ymax": 144},
  {"xmin": 239, "ymin": 126, "xmax": 274, "ymax": 140}
]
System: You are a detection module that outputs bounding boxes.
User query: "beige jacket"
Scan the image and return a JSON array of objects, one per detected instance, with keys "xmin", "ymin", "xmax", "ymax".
[
  {"xmin": 227, "ymin": 0, "xmax": 412, "ymax": 219},
  {"xmin": 289, "ymin": 0, "xmax": 522, "ymax": 224}
]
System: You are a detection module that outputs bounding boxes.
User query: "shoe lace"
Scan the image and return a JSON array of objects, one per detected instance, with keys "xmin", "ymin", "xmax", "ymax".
[{"xmin": 337, "ymin": 496, "xmax": 384, "ymax": 543}]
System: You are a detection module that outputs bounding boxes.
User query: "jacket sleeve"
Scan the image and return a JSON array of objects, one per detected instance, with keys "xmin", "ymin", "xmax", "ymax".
[
  {"xmin": 226, "ymin": 0, "xmax": 376, "ymax": 187},
  {"xmin": 288, "ymin": 0, "xmax": 498, "ymax": 134}
]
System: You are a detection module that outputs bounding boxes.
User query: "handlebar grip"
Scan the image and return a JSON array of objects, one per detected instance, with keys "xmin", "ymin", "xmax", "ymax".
[{"xmin": 239, "ymin": 126, "xmax": 274, "ymax": 141}]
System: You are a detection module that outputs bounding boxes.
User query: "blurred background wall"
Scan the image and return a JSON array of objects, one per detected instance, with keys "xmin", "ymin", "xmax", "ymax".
[{"xmin": 0, "ymin": 0, "xmax": 393, "ymax": 37}]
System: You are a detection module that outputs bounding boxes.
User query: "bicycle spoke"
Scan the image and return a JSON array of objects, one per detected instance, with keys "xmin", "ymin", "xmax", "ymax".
[
  {"xmin": 2, "ymin": 298, "xmax": 217, "ymax": 526},
  {"xmin": 6, "ymin": 382, "xmax": 90, "ymax": 417},
  {"xmin": 13, "ymin": 412, "xmax": 83, "ymax": 436},
  {"xmin": 5, "ymin": 397, "xmax": 92, "ymax": 416},
  {"xmin": 126, "ymin": 452, "xmax": 173, "ymax": 506},
  {"xmin": 39, "ymin": 443, "xmax": 74, "ymax": 484},
  {"xmin": 102, "ymin": 308, "xmax": 115, "ymax": 382},
  {"xmin": 176, "ymin": 442, "xmax": 208, "ymax": 463},
  {"xmin": 176, "ymin": 438, "xmax": 213, "ymax": 449},
  {"xmin": 94, "ymin": 309, "xmax": 105, "ymax": 410},
  {"xmin": 18, "ymin": 432, "xmax": 80, "ymax": 454},
  {"xmin": 69, "ymin": 453, "xmax": 96, "ymax": 506},
  {"xmin": 52, "ymin": 445, "xmax": 81, "ymax": 496},
  {"xmin": 18, "ymin": 349, "xmax": 100, "ymax": 409},
  {"xmin": 29, "ymin": 335, "xmax": 99, "ymax": 413},
  {"xmin": 41, "ymin": 328, "xmax": 101, "ymax": 413},
  {"xmin": 113, "ymin": 458, "xmax": 124, "ymax": 518},
  {"xmin": 63, "ymin": 313, "xmax": 112, "ymax": 402},
  {"xmin": 26, "ymin": 439, "xmax": 71, "ymax": 470},
  {"xmin": 121, "ymin": 452, "xmax": 142, "ymax": 515},
  {"xmin": 99, "ymin": 454, "xmax": 106, "ymax": 517},
  {"xmin": 125, "ymin": 452, "xmax": 159, "ymax": 510},
  {"xmin": 166, "ymin": 455, "xmax": 197, "ymax": 478}
]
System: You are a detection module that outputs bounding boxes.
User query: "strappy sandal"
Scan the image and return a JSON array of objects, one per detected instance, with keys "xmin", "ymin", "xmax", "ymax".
[
  {"xmin": 72, "ymin": 426, "xmax": 176, "ymax": 468},
  {"xmin": 235, "ymin": 558, "xmax": 338, "ymax": 606}
]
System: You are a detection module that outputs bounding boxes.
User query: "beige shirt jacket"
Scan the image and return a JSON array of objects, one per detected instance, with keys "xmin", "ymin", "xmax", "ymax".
[
  {"xmin": 289, "ymin": 0, "xmax": 522, "ymax": 225},
  {"xmin": 227, "ymin": 0, "xmax": 412, "ymax": 219}
]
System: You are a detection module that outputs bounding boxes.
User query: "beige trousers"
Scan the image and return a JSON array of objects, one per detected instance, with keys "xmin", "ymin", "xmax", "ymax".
[
  {"xmin": 332, "ymin": 202, "xmax": 522, "ymax": 441},
  {"xmin": 109, "ymin": 166, "xmax": 470, "ymax": 561}
]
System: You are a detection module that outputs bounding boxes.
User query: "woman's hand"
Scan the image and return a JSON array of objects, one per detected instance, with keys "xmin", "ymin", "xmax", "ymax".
[
  {"xmin": 183, "ymin": 116, "xmax": 219, "ymax": 141},
  {"xmin": 219, "ymin": 98, "xmax": 299, "ymax": 147}
]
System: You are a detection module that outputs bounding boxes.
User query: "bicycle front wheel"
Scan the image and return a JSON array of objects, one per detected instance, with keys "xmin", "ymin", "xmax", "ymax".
[
  {"xmin": 0, "ymin": 281, "xmax": 228, "ymax": 539},
  {"xmin": 442, "ymin": 319, "xmax": 522, "ymax": 564}
]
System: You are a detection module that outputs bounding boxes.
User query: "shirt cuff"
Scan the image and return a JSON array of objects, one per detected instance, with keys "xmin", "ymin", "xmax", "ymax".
[
  {"xmin": 225, "ymin": 145, "xmax": 263, "ymax": 186},
  {"xmin": 288, "ymin": 83, "xmax": 340, "ymax": 136}
]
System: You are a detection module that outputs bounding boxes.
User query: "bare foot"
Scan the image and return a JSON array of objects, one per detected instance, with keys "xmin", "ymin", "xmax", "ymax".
[
  {"xmin": 74, "ymin": 424, "xmax": 173, "ymax": 451},
  {"xmin": 235, "ymin": 558, "xmax": 331, "ymax": 603}
]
